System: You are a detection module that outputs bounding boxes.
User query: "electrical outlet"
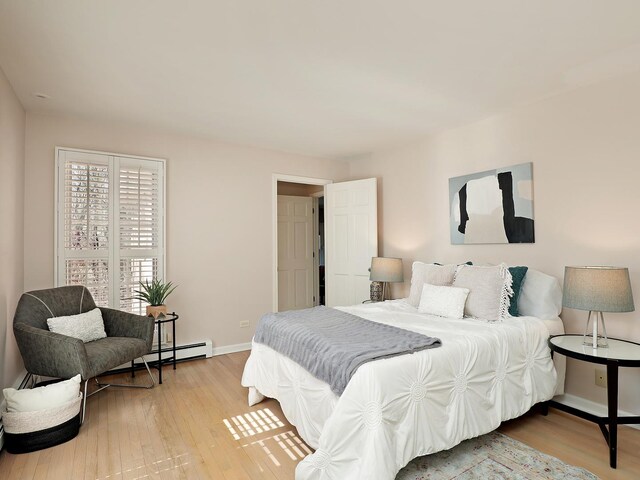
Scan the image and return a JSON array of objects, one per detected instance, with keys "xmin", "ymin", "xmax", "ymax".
[
  {"xmin": 239, "ymin": 321, "xmax": 250, "ymax": 328},
  {"xmin": 595, "ymin": 368, "xmax": 607, "ymax": 388}
]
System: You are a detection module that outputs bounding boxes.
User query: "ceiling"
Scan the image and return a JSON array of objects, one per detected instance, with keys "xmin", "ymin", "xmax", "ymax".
[{"xmin": 1, "ymin": 1, "xmax": 640, "ymax": 158}]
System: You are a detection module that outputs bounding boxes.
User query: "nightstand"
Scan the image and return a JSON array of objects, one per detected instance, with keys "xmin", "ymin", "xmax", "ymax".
[{"xmin": 548, "ymin": 334, "xmax": 640, "ymax": 468}]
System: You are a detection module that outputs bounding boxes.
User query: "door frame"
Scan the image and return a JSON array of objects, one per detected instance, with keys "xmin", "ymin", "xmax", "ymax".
[
  {"xmin": 272, "ymin": 174, "xmax": 332, "ymax": 312},
  {"xmin": 310, "ymin": 191, "xmax": 324, "ymax": 308}
]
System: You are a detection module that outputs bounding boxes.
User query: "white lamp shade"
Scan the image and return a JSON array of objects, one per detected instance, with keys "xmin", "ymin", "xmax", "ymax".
[
  {"xmin": 370, "ymin": 257, "xmax": 404, "ymax": 283},
  {"xmin": 563, "ymin": 266, "xmax": 635, "ymax": 313}
]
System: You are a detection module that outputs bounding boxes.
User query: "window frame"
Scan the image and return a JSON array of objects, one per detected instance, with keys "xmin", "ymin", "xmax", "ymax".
[{"xmin": 54, "ymin": 147, "xmax": 167, "ymax": 312}]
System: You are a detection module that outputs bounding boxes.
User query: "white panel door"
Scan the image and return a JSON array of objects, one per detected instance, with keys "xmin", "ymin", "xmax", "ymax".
[
  {"xmin": 325, "ymin": 178, "xmax": 378, "ymax": 307},
  {"xmin": 277, "ymin": 195, "xmax": 314, "ymax": 311}
]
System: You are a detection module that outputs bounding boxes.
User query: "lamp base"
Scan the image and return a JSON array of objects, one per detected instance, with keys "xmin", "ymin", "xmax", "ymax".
[
  {"xmin": 370, "ymin": 281, "xmax": 384, "ymax": 302},
  {"xmin": 583, "ymin": 310, "xmax": 608, "ymax": 348}
]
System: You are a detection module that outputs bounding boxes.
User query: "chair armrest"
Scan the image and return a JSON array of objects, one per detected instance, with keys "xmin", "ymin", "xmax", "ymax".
[
  {"xmin": 100, "ymin": 308, "xmax": 155, "ymax": 352},
  {"xmin": 13, "ymin": 323, "xmax": 90, "ymax": 380}
]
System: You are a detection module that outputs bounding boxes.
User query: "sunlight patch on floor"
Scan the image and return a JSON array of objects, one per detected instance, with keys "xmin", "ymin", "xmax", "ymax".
[
  {"xmin": 223, "ymin": 408, "xmax": 285, "ymax": 440},
  {"xmin": 241, "ymin": 430, "xmax": 312, "ymax": 466}
]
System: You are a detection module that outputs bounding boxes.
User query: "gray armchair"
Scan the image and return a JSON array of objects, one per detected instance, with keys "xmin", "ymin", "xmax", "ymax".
[{"xmin": 13, "ymin": 285, "xmax": 156, "ymax": 423}]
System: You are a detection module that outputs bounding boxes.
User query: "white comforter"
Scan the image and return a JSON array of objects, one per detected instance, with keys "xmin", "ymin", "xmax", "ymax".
[{"xmin": 241, "ymin": 300, "xmax": 564, "ymax": 480}]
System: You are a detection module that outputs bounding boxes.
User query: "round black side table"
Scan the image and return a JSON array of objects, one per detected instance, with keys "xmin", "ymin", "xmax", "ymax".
[
  {"xmin": 153, "ymin": 312, "xmax": 178, "ymax": 384},
  {"xmin": 548, "ymin": 334, "xmax": 640, "ymax": 468}
]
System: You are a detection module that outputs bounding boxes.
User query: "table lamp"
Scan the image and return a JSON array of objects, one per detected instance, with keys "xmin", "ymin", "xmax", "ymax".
[
  {"xmin": 562, "ymin": 266, "xmax": 635, "ymax": 348},
  {"xmin": 369, "ymin": 257, "xmax": 403, "ymax": 301}
]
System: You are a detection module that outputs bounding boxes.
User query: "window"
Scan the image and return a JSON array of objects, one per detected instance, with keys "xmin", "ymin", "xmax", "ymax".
[{"xmin": 56, "ymin": 148, "xmax": 165, "ymax": 314}]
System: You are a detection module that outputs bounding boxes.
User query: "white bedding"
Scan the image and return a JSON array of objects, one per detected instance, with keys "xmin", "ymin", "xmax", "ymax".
[{"xmin": 241, "ymin": 300, "xmax": 565, "ymax": 480}]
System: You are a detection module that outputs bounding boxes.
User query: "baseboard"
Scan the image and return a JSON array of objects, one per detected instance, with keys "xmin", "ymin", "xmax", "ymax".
[
  {"xmin": 552, "ymin": 393, "xmax": 640, "ymax": 431},
  {"xmin": 212, "ymin": 342, "xmax": 251, "ymax": 356}
]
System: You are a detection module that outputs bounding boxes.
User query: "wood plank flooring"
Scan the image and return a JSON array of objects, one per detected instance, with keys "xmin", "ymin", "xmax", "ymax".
[{"xmin": 0, "ymin": 351, "xmax": 638, "ymax": 479}]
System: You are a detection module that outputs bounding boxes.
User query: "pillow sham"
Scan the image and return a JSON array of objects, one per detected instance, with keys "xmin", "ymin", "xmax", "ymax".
[
  {"xmin": 408, "ymin": 262, "xmax": 458, "ymax": 307},
  {"xmin": 518, "ymin": 268, "xmax": 563, "ymax": 319},
  {"xmin": 47, "ymin": 307, "xmax": 107, "ymax": 343},
  {"xmin": 3, "ymin": 374, "xmax": 81, "ymax": 413},
  {"xmin": 452, "ymin": 264, "xmax": 513, "ymax": 322},
  {"xmin": 508, "ymin": 266, "xmax": 529, "ymax": 317},
  {"xmin": 418, "ymin": 283, "xmax": 470, "ymax": 319}
]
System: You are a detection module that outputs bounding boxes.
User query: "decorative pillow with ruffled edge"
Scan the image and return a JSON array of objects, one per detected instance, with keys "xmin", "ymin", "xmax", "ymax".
[
  {"xmin": 452, "ymin": 264, "xmax": 513, "ymax": 322},
  {"xmin": 508, "ymin": 266, "xmax": 529, "ymax": 317}
]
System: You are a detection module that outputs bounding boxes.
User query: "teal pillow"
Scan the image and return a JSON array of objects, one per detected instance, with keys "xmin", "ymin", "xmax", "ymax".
[{"xmin": 508, "ymin": 266, "xmax": 529, "ymax": 316}]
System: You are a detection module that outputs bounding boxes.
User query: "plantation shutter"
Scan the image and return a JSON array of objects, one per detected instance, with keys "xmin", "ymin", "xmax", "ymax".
[
  {"xmin": 116, "ymin": 157, "xmax": 164, "ymax": 314},
  {"xmin": 56, "ymin": 149, "xmax": 165, "ymax": 314},
  {"xmin": 58, "ymin": 150, "xmax": 112, "ymax": 306}
]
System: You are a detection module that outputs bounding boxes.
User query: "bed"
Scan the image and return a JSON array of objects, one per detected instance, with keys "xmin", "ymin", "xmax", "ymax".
[{"xmin": 241, "ymin": 267, "xmax": 565, "ymax": 480}]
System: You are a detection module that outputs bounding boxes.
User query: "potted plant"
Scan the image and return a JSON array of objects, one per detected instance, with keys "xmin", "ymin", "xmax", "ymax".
[{"xmin": 133, "ymin": 279, "xmax": 177, "ymax": 318}]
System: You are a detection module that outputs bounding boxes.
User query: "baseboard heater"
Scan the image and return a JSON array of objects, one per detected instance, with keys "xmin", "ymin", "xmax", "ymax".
[{"xmin": 104, "ymin": 339, "xmax": 214, "ymax": 376}]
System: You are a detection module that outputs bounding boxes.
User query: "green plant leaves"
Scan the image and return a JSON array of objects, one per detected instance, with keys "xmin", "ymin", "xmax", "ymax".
[{"xmin": 131, "ymin": 279, "xmax": 177, "ymax": 306}]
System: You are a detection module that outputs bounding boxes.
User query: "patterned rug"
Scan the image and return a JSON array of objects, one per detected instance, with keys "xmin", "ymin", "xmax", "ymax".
[{"xmin": 396, "ymin": 432, "xmax": 598, "ymax": 480}]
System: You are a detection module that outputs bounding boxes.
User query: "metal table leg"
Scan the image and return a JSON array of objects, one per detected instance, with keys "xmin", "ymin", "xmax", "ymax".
[
  {"xmin": 607, "ymin": 362, "xmax": 619, "ymax": 468},
  {"xmin": 157, "ymin": 321, "xmax": 163, "ymax": 385},
  {"xmin": 173, "ymin": 317, "xmax": 177, "ymax": 370}
]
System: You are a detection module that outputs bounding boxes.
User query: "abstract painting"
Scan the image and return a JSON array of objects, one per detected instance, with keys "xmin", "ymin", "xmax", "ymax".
[{"xmin": 449, "ymin": 162, "xmax": 534, "ymax": 244}]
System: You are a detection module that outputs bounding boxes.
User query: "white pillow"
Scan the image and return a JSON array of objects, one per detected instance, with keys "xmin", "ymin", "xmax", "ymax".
[
  {"xmin": 3, "ymin": 374, "xmax": 81, "ymax": 413},
  {"xmin": 408, "ymin": 262, "xmax": 458, "ymax": 307},
  {"xmin": 47, "ymin": 307, "xmax": 107, "ymax": 343},
  {"xmin": 452, "ymin": 264, "xmax": 513, "ymax": 322},
  {"xmin": 418, "ymin": 283, "xmax": 470, "ymax": 319},
  {"xmin": 518, "ymin": 268, "xmax": 563, "ymax": 319}
]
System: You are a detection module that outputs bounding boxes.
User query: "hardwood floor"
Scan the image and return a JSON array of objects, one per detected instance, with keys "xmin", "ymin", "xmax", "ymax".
[
  {"xmin": 0, "ymin": 351, "xmax": 637, "ymax": 479},
  {"xmin": 500, "ymin": 409, "xmax": 640, "ymax": 480}
]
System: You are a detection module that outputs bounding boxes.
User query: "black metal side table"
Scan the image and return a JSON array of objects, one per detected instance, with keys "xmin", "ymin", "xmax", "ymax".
[
  {"xmin": 152, "ymin": 312, "xmax": 178, "ymax": 384},
  {"xmin": 548, "ymin": 334, "xmax": 640, "ymax": 468}
]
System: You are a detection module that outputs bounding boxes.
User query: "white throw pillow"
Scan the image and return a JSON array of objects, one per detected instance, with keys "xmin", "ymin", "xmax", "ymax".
[
  {"xmin": 408, "ymin": 262, "xmax": 458, "ymax": 307},
  {"xmin": 47, "ymin": 307, "xmax": 107, "ymax": 343},
  {"xmin": 3, "ymin": 374, "xmax": 81, "ymax": 413},
  {"xmin": 518, "ymin": 268, "xmax": 563, "ymax": 319},
  {"xmin": 418, "ymin": 283, "xmax": 470, "ymax": 319},
  {"xmin": 452, "ymin": 264, "xmax": 513, "ymax": 322}
]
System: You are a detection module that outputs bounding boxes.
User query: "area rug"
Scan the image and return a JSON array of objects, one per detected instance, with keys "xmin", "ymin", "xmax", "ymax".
[{"xmin": 396, "ymin": 432, "xmax": 598, "ymax": 480}]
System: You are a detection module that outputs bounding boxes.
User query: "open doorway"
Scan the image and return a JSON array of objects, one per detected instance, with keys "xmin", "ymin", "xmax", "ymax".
[{"xmin": 272, "ymin": 175, "xmax": 331, "ymax": 312}]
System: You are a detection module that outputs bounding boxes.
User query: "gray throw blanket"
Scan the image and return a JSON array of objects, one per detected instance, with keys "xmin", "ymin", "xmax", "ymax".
[{"xmin": 254, "ymin": 305, "xmax": 441, "ymax": 395}]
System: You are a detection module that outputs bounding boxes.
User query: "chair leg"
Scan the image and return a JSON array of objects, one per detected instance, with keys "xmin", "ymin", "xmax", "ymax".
[
  {"xmin": 81, "ymin": 358, "xmax": 156, "ymax": 425},
  {"xmin": 95, "ymin": 357, "xmax": 156, "ymax": 390},
  {"xmin": 81, "ymin": 379, "xmax": 89, "ymax": 425}
]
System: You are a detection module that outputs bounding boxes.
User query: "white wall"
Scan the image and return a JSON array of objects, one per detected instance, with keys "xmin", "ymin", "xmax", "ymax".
[
  {"xmin": 348, "ymin": 70, "xmax": 640, "ymax": 414},
  {"xmin": 0, "ymin": 66, "xmax": 25, "ymax": 391},
  {"xmin": 24, "ymin": 113, "xmax": 348, "ymax": 350}
]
